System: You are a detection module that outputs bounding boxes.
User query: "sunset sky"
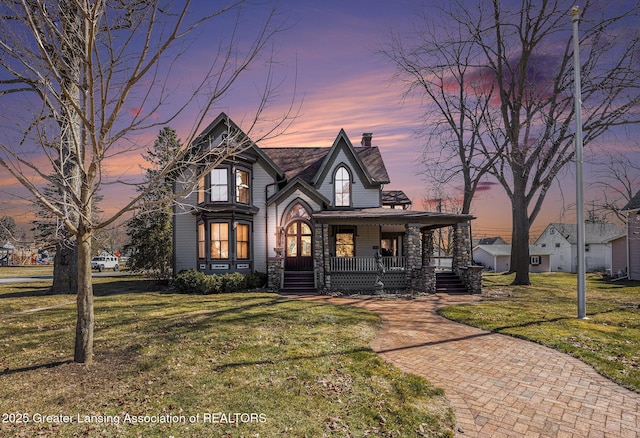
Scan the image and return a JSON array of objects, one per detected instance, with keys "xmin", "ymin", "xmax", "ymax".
[{"xmin": 1, "ymin": 0, "xmax": 639, "ymax": 241}]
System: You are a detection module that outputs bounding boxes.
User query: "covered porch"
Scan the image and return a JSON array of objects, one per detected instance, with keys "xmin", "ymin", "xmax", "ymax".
[{"xmin": 311, "ymin": 208, "xmax": 481, "ymax": 294}]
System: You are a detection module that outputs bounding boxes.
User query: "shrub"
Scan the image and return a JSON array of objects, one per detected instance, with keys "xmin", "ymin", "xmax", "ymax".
[
  {"xmin": 220, "ymin": 272, "xmax": 246, "ymax": 293},
  {"xmin": 246, "ymin": 272, "xmax": 268, "ymax": 289},
  {"xmin": 173, "ymin": 269, "xmax": 209, "ymax": 294},
  {"xmin": 173, "ymin": 270, "xmax": 267, "ymax": 294}
]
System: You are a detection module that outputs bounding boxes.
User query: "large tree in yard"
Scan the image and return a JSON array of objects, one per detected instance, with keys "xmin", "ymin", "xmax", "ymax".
[
  {"xmin": 0, "ymin": 0, "xmax": 293, "ymax": 364},
  {"xmin": 384, "ymin": 0, "xmax": 640, "ymax": 284}
]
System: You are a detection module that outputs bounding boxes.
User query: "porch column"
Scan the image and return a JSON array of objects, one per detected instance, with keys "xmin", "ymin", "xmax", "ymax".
[
  {"xmin": 422, "ymin": 229, "xmax": 434, "ymax": 267},
  {"xmin": 313, "ymin": 223, "xmax": 329, "ymax": 292},
  {"xmin": 452, "ymin": 222, "xmax": 472, "ymax": 274},
  {"xmin": 404, "ymin": 223, "xmax": 422, "ymax": 290},
  {"xmin": 418, "ymin": 229, "xmax": 435, "ymax": 293}
]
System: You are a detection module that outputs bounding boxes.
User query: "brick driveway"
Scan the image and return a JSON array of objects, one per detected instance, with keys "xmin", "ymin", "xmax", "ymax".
[{"xmin": 303, "ymin": 294, "xmax": 640, "ymax": 437}]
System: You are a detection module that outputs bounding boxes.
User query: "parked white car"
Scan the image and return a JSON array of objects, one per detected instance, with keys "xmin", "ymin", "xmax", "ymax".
[{"xmin": 91, "ymin": 255, "xmax": 119, "ymax": 272}]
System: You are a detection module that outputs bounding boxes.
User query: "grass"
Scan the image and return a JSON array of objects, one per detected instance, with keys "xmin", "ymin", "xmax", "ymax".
[
  {"xmin": 439, "ymin": 272, "xmax": 640, "ymax": 392},
  {"xmin": 0, "ymin": 265, "xmax": 54, "ymax": 278},
  {"xmin": 0, "ymin": 278, "xmax": 455, "ymax": 437}
]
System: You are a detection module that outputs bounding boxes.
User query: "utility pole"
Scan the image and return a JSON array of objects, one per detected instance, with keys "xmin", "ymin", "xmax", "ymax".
[{"xmin": 572, "ymin": 6, "xmax": 587, "ymax": 319}]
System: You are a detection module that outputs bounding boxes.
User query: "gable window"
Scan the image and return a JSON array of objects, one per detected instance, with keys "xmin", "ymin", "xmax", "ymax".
[
  {"xmin": 210, "ymin": 168, "xmax": 228, "ymax": 202},
  {"xmin": 197, "ymin": 223, "xmax": 205, "ymax": 259},
  {"xmin": 210, "ymin": 222, "xmax": 229, "ymax": 259},
  {"xmin": 334, "ymin": 166, "xmax": 351, "ymax": 207},
  {"xmin": 236, "ymin": 223, "xmax": 250, "ymax": 259},
  {"xmin": 235, "ymin": 169, "xmax": 250, "ymax": 204},
  {"xmin": 335, "ymin": 229, "xmax": 355, "ymax": 257}
]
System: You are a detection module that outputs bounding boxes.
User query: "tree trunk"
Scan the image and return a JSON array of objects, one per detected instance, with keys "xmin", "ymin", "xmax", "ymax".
[
  {"xmin": 74, "ymin": 231, "xmax": 94, "ymax": 364},
  {"xmin": 510, "ymin": 177, "xmax": 531, "ymax": 285},
  {"xmin": 50, "ymin": 241, "xmax": 78, "ymax": 294}
]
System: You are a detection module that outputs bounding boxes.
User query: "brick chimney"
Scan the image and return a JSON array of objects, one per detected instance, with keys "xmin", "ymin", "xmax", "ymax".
[{"xmin": 361, "ymin": 132, "xmax": 373, "ymax": 147}]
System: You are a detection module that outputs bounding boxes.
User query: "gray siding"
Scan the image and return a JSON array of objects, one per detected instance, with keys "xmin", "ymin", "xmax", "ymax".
[
  {"xmin": 355, "ymin": 225, "xmax": 380, "ymax": 257},
  {"xmin": 629, "ymin": 212, "xmax": 640, "ymax": 280},
  {"xmin": 174, "ymin": 167, "xmax": 198, "ymax": 273},
  {"xmin": 252, "ymin": 159, "xmax": 277, "ymax": 273},
  {"xmin": 316, "ymin": 149, "xmax": 380, "ymax": 208}
]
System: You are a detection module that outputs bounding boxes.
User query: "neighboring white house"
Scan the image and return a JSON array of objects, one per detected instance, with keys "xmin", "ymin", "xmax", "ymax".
[
  {"xmin": 535, "ymin": 223, "xmax": 624, "ymax": 273},
  {"xmin": 473, "ymin": 244, "xmax": 551, "ymax": 273},
  {"xmin": 622, "ymin": 191, "xmax": 640, "ymax": 280}
]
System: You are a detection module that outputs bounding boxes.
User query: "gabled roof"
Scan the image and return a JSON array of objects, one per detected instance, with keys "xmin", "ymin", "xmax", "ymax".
[
  {"xmin": 622, "ymin": 190, "xmax": 640, "ymax": 212},
  {"xmin": 475, "ymin": 237, "xmax": 507, "ymax": 245},
  {"xmin": 266, "ymin": 177, "xmax": 330, "ymax": 208},
  {"xmin": 474, "ymin": 244, "xmax": 551, "ymax": 256},
  {"xmin": 311, "ymin": 129, "xmax": 388, "ymax": 186},
  {"xmin": 544, "ymin": 223, "xmax": 624, "ymax": 245},
  {"xmin": 262, "ymin": 144, "xmax": 390, "ymax": 186},
  {"xmin": 192, "ymin": 112, "xmax": 284, "ymax": 179},
  {"xmin": 382, "ymin": 190, "xmax": 412, "ymax": 206}
]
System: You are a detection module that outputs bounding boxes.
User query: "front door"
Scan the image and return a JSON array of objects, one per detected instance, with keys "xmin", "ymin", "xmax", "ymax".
[{"xmin": 285, "ymin": 220, "xmax": 313, "ymax": 270}]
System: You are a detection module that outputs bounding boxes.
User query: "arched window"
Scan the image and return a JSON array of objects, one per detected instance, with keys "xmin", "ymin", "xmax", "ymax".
[
  {"xmin": 334, "ymin": 166, "xmax": 351, "ymax": 207},
  {"xmin": 285, "ymin": 203, "xmax": 311, "ymax": 223}
]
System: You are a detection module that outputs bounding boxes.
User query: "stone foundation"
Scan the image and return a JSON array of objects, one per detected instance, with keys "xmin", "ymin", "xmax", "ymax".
[
  {"xmin": 267, "ymin": 256, "xmax": 283, "ymax": 290},
  {"xmin": 458, "ymin": 265, "xmax": 483, "ymax": 294}
]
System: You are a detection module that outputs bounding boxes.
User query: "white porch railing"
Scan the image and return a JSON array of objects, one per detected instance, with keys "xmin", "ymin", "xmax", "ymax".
[{"xmin": 329, "ymin": 256, "xmax": 406, "ymax": 272}]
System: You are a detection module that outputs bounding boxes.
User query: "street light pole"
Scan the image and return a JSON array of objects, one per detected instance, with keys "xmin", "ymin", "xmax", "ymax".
[{"xmin": 571, "ymin": 6, "xmax": 587, "ymax": 319}]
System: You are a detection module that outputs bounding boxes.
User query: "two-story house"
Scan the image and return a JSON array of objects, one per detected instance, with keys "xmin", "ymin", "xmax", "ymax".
[
  {"xmin": 173, "ymin": 113, "xmax": 479, "ymax": 294},
  {"xmin": 535, "ymin": 222, "xmax": 624, "ymax": 273}
]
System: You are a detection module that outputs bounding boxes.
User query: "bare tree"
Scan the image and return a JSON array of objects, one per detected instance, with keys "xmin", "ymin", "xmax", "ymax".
[
  {"xmin": 590, "ymin": 150, "xmax": 640, "ymax": 223},
  {"xmin": 384, "ymin": 0, "xmax": 640, "ymax": 285},
  {"xmin": 0, "ymin": 0, "xmax": 294, "ymax": 364},
  {"xmin": 381, "ymin": 13, "xmax": 497, "ymax": 215}
]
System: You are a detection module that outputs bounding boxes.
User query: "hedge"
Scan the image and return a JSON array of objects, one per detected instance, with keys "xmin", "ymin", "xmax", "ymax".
[{"xmin": 173, "ymin": 269, "xmax": 267, "ymax": 294}]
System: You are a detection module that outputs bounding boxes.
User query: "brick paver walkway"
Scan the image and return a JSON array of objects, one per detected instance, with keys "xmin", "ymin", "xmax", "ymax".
[{"xmin": 303, "ymin": 294, "xmax": 640, "ymax": 437}]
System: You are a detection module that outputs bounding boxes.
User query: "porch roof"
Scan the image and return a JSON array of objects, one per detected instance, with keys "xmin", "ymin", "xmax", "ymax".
[{"xmin": 313, "ymin": 207, "xmax": 474, "ymax": 229}]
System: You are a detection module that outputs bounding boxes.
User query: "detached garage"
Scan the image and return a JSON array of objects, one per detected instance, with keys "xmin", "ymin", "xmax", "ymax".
[{"xmin": 473, "ymin": 244, "xmax": 551, "ymax": 273}]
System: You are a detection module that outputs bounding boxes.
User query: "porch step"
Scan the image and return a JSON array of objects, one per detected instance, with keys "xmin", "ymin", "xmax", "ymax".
[
  {"xmin": 280, "ymin": 271, "xmax": 317, "ymax": 295},
  {"xmin": 435, "ymin": 271, "xmax": 468, "ymax": 294}
]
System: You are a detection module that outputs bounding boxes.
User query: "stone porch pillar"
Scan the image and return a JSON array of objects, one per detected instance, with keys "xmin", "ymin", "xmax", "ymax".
[
  {"xmin": 452, "ymin": 222, "xmax": 472, "ymax": 274},
  {"xmin": 313, "ymin": 223, "xmax": 330, "ymax": 292},
  {"xmin": 422, "ymin": 229, "xmax": 434, "ymax": 267},
  {"xmin": 404, "ymin": 223, "xmax": 423, "ymax": 290},
  {"xmin": 413, "ymin": 229, "xmax": 435, "ymax": 293},
  {"xmin": 267, "ymin": 257, "xmax": 283, "ymax": 290}
]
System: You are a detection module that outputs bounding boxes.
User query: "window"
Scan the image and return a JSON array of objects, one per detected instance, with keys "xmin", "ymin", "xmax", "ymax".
[
  {"xmin": 235, "ymin": 169, "xmax": 250, "ymax": 204},
  {"xmin": 555, "ymin": 243, "xmax": 561, "ymax": 248},
  {"xmin": 530, "ymin": 256, "xmax": 541, "ymax": 265},
  {"xmin": 236, "ymin": 223, "xmax": 250, "ymax": 259},
  {"xmin": 334, "ymin": 166, "xmax": 351, "ymax": 207},
  {"xmin": 335, "ymin": 231, "xmax": 354, "ymax": 257},
  {"xmin": 197, "ymin": 223, "xmax": 205, "ymax": 259},
  {"xmin": 210, "ymin": 168, "xmax": 228, "ymax": 202},
  {"xmin": 210, "ymin": 223, "xmax": 229, "ymax": 259},
  {"xmin": 285, "ymin": 203, "xmax": 311, "ymax": 222}
]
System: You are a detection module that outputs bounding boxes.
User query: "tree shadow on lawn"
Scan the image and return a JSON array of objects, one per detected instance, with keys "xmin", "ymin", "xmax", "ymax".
[
  {"xmin": 1, "ymin": 360, "xmax": 74, "ymax": 376},
  {"xmin": 0, "ymin": 279, "xmax": 166, "ymax": 299}
]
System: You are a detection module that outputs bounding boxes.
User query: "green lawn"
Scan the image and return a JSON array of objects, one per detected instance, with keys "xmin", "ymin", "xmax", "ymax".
[
  {"xmin": 0, "ymin": 279, "xmax": 455, "ymax": 437},
  {"xmin": 0, "ymin": 265, "xmax": 54, "ymax": 278},
  {"xmin": 439, "ymin": 272, "xmax": 640, "ymax": 392}
]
